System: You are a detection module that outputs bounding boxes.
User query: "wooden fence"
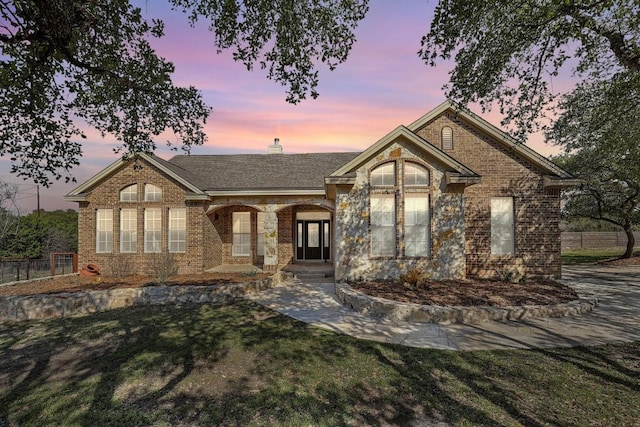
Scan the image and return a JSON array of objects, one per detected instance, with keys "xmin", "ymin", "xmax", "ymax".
[{"xmin": 561, "ymin": 232, "xmax": 640, "ymax": 250}]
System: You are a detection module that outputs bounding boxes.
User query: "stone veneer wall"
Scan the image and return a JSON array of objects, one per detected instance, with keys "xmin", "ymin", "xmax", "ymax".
[
  {"xmin": 334, "ymin": 139, "xmax": 466, "ymax": 282},
  {"xmin": 77, "ymin": 160, "xmax": 209, "ymax": 276},
  {"xmin": 415, "ymin": 113, "xmax": 562, "ymax": 278},
  {"xmin": 0, "ymin": 272, "xmax": 293, "ymax": 323}
]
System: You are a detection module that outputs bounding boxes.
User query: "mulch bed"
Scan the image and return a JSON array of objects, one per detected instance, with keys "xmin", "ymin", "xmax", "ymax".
[{"xmin": 349, "ymin": 278, "xmax": 579, "ymax": 307}]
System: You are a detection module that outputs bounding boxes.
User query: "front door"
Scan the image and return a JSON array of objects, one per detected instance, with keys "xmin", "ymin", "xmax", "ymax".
[{"xmin": 296, "ymin": 220, "xmax": 330, "ymax": 260}]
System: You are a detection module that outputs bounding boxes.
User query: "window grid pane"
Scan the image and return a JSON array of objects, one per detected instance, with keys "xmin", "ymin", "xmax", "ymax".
[
  {"xmin": 168, "ymin": 208, "xmax": 186, "ymax": 253},
  {"xmin": 232, "ymin": 212, "xmax": 251, "ymax": 256},
  {"xmin": 144, "ymin": 208, "xmax": 162, "ymax": 253},
  {"xmin": 442, "ymin": 126, "xmax": 453, "ymax": 150},
  {"xmin": 120, "ymin": 209, "xmax": 137, "ymax": 253},
  {"xmin": 371, "ymin": 163, "xmax": 395, "ymax": 186},
  {"xmin": 96, "ymin": 209, "xmax": 113, "ymax": 253},
  {"xmin": 491, "ymin": 197, "xmax": 514, "ymax": 255},
  {"xmin": 119, "ymin": 185, "xmax": 137, "ymax": 202},
  {"xmin": 144, "ymin": 184, "xmax": 163, "ymax": 202},
  {"xmin": 404, "ymin": 163, "xmax": 429, "ymax": 186},
  {"xmin": 371, "ymin": 194, "xmax": 395, "ymax": 256},
  {"xmin": 405, "ymin": 195, "xmax": 429, "ymax": 257}
]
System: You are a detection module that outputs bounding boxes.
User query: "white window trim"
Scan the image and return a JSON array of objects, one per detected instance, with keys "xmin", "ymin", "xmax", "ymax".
[
  {"xmin": 144, "ymin": 208, "xmax": 162, "ymax": 253},
  {"xmin": 120, "ymin": 208, "xmax": 137, "ymax": 253},
  {"xmin": 491, "ymin": 197, "xmax": 515, "ymax": 255},
  {"xmin": 96, "ymin": 209, "xmax": 113, "ymax": 253},
  {"xmin": 404, "ymin": 194, "xmax": 430, "ymax": 257},
  {"xmin": 232, "ymin": 212, "xmax": 251, "ymax": 256},
  {"xmin": 168, "ymin": 208, "xmax": 186, "ymax": 253},
  {"xmin": 370, "ymin": 194, "xmax": 396, "ymax": 257}
]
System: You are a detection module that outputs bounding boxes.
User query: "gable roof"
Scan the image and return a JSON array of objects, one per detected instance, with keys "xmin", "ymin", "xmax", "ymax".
[
  {"xmin": 329, "ymin": 125, "xmax": 481, "ymax": 184},
  {"xmin": 64, "ymin": 153, "xmax": 207, "ymax": 201},
  {"xmin": 408, "ymin": 100, "xmax": 573, "ymax": 178}
]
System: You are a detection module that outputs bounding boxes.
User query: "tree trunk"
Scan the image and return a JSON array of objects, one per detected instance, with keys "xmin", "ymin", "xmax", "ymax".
[{"xmin": 622, "ymin": 226, "xmax": 635, "ymax": 259}]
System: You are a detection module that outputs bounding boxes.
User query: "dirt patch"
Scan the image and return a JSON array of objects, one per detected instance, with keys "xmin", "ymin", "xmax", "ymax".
[
  {"xmin": 349, "ymin": 278, "xmax": 579, "ymax": 307},
  {"xmin": 0, "ymin": 273, "xmax": 271, "ymax": 297},
  {"xmin": 598, "ymin": 255, "xmax": 640, "ymax": 266}
]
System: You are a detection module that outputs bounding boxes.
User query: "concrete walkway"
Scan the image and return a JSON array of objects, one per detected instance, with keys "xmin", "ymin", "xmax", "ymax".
[{"xmin": 245, "ymin": 265, "xmax": 640, "ymax": 350}]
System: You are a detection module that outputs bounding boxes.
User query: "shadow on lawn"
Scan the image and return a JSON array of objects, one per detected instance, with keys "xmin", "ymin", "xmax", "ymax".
[{"xmin": 0, "ymin": 301, "xmax": 638, "ymax": 426}]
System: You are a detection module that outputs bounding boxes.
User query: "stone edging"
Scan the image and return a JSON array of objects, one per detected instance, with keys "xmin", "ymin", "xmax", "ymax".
[
  {"xmin": 335, "ymin": 281, "xmax": 599, "ymax": 325},
  {"xmin": 0, "ymin": 272, "xmax": 293, "ymax": 323}
]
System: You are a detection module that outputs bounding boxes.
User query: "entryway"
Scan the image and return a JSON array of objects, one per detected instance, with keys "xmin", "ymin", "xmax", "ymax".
[{"xmin": 295, "ymin": 211, "xmax": 331, "ymax": 262}]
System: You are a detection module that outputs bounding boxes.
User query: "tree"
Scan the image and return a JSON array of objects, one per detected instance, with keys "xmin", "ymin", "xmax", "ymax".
[
  {"xmin": 0, "ymin": 180, "xmax": 20, "ymax": 247},
  {"xmin": 420, "ymin": 1, "xmax": 640, "ymax": 141},
  {"xmin": 1, "ymin": 1, "xmax": 368, "ymax": 186}
]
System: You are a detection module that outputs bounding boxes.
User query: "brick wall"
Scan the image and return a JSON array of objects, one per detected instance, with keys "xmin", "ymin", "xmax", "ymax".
[
  {"xmin": 416, "ymin": 112, "xmax": 562, "ymax": 278},
  {"xmin": 77, "ymin": 159, "xmax": 208, "ymax": 275}
]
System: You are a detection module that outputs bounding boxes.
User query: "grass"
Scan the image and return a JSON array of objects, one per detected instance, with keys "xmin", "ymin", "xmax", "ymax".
[
  {"xmin": 0, "ymin": 302, "xmax": 638, "ymax": 426},
  {"xmin": 561, "ymin": 247, "xmax": 640, "ymax": 264}
]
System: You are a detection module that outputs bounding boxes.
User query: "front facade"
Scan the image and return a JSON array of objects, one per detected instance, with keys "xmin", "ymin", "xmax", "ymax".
[{"xmin": 65, "ymin": 101, "xmax": 576, "ymax": 280}]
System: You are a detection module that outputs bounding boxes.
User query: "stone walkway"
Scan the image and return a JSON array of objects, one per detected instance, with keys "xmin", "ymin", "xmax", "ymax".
[{"xmin": 245, "ymin": 265, "xmax": 640, "ymax": 350}]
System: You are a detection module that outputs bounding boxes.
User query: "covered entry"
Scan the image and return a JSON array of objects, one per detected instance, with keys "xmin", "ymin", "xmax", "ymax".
[{"xmin": 296, "ymin": 211, "xmax": 331, "ymax": 261}]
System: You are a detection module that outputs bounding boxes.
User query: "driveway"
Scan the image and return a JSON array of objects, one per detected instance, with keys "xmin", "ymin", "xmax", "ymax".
[{"xmin": 245, "ymin": 265, "xmax": 640, "ymax": 350}]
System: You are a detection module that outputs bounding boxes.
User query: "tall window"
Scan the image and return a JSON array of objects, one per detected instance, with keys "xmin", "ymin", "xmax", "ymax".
[
  {"xmin": 405, "ymin": 163, "xmax": 429, "ymax": 186},
  {"xmin": 168, "ymin": 208, "xmax": 186, "ymax": 253},
  {"xmin": 120, "ymin": 209, "xmax": 137, "ymax": 253},
  {"xmin": 441, "ymin": 126, "xmax": 453, "ymax": 150},
  {"xmin": 120, "ymin": 184, "xmax": 137, "ymax": 202},
  {"xmin": 371, "ymin": 194, "xmax": 396, "ymax": 256},
  {"xmin": 370, "ymin": 163, "xmax": 395, "ymax": 186},
  {"xmin": 405, "ymin": 195, "xmax": 429, "ymax": 256},
  {"xmin": 96, "ymin": 209, "xmax": 113, "ymax": 253},
  {"xmin": 232, "ymin": 212, "xmax": 251, "ymax": 256},
  {"xmin": 491, "ymin": 197, "xmax": 514, "ymax": 255},
  {"xmin": 144, "ymin": 184, "xmax": 163, "ymax": 202},
  {"xmin": 144, "ymin": 208, "xmax": 162, "ymax": 252},
  {"xmin": 256, "ymin": 212, "xmax": 265, "ymax": 256}
]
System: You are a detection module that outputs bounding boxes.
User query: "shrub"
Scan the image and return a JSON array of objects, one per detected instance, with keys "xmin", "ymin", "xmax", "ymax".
[
  {"xmin": 150, "ymin": 251, "xmax": 178, "ymax": 284},
  {"xmin": 107, "ymin": 254, "xmax": 134, "ymax": 278},
  {"xmin": 399, "ymin": 267, "xmax": 430, "ymax": 289}
]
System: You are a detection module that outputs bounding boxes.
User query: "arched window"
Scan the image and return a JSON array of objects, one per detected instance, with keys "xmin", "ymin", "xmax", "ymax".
[
  {"xmin": 370, "ymin": 163, "xmax": 395, "ymax": 186},
  {"xmin": 119, "ymin": 184, "xmax": 137, "ymax": 202},
  {"xmin": 404, "ymin": 163, "xmax": 429, "ymax": 186},
  {"xmin": 441, "ymin": 126, "xmax": 453, "ymax": 150},
  {"xmin": 144, "ymin": 184, "xmax": 163, "ymax": 202}
]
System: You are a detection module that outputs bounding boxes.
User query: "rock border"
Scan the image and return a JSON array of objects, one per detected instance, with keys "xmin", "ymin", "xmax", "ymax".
[
  {"xmin": 0, "ymin": 272, "xmax": 293, "ymax": 323},
  {"xmin": 335, "ymin": 281, "xmax": 599, "ymax": 325}
]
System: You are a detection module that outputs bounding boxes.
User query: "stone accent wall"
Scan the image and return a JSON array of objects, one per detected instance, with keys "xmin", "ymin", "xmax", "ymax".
[
  {"xmin": 334, "ymin": 139, "xmax": 466, "ymax": 282},
  {"xmin": 415, "ymin": 113, "xmax": 562, "ymax": 278},
  {"xmin": 77, "ymin": 159, "xmax": 208, "ymax": 276}
]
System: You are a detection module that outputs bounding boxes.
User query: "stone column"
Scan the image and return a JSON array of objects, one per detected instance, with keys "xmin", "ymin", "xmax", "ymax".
[{"xmin": 262, "ymin": 207, "xmax": 279, "ymax": 271}]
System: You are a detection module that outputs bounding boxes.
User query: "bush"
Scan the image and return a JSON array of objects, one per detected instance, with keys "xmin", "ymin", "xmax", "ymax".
[
  {"xmin": 399, "ymin": 267, "xmax": 430, "ymax": 289},
  {"xmin": 107, "ymin": 254, "xmax": 134, "ymax": 278},
  {"xmin": 150, "ymin": 251, "xmax": 178, "ymax": 283}
]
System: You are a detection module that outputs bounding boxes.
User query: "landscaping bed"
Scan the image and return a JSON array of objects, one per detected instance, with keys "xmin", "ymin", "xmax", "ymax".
[{"xmin": 349, "ymin": 278, "xmax": 579, "ymax": 308}]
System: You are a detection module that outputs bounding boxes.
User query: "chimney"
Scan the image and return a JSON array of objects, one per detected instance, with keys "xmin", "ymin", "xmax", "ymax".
[{"xmin": 268, "ymin": 137, "xmax": 283, "ymax": 154}]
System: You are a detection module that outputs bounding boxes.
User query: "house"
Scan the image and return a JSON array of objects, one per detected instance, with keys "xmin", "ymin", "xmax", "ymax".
[{"xmin": 64, "ymin": 101, "xmax": 577, "ymax": 281}]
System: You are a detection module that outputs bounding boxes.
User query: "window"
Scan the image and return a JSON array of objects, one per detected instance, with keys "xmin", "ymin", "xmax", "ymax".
[
  {"xmin": 232, "ymin": 212, "xmax": 251, "ymax": 256},
  {"xmin": 144, "ymin": 208, "xmax": 162, "ymax": 252},
  {"xmin": 441, "ymin": 126, "xmax": 453, "ymax": 150},
  {"xmin": 168, "ymin": 208, "xmax": 186, "ymax": 253},
  {"xmin": 120, "ymin": 184, "xmax": 137, "ymax": 202},
  {"xmin": 120, "ymin": 209, "xmax": 137, "ymax": 253},
  {"xmin": 371, "ymin": 194, "xmax": 395, "ymax": 256},
  {"xmin": 405, "ymin": 163, "xmax": 429, "ymax": 186},
  {"xmin": 96, "ymin": 209, "xmax": 113, "ymax": 253},
  {"xmin": 144, "ymin": 184, "xmax": 163, "ymax": 202},
  {"xmin": 370, "ymin": 163, "xmax": 395, "ymax": 186},
  {"xmin": 256, "ymin": 212, "xmax": 265, "ymax": 256},
  {"xmin": 405, "ymin": 195, "xmax": 429, "ymax": 256},
  {"xmin": 491, "ymin": 197, "xmax": 514, "ymax": 255}
]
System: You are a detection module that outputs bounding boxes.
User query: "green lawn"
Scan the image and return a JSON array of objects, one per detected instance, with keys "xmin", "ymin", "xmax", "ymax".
[
  {"xmin": 562, "ymin": 247, "xmax": 639, "ymax": 264},
  {"xmin": 1, "ymin": 302, "xmax": 638, "ymax": 426}
]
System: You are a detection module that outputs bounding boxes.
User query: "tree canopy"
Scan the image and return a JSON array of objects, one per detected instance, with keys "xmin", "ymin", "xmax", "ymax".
[
  {"xmin": 420, "ymin": 0, "xmax": 640, "ymax": 141},
  {"xmin": 0, "ymin": 0, "xmax": 368, "ymax": 186}
]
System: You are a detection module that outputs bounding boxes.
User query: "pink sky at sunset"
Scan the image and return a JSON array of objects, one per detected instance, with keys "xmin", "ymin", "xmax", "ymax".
[{"xmin": 1, "ymin": 0, "xmax": 568, "ymax": 212}]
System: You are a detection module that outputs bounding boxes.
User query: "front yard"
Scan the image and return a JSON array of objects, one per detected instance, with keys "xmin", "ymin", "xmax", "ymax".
[{"xmin": 1, "ymin": 301, "xmax": 638, "ymax": 426}]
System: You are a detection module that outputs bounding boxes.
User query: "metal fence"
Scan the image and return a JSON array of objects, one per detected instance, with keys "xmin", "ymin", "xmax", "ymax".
[{"xmin": 0, "ymin": 253, "xmax": 77, "ymax": 285}]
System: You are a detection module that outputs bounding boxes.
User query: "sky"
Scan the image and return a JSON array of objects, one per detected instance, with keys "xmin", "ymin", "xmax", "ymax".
[{"xmin": 1, "ymin": 0, "xmax": 568, "ymax": 213}]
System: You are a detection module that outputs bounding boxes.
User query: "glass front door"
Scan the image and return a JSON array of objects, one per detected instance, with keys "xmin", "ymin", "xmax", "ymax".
[{"xmin": 296, "ymin": 220, "xmax": 330, "ymax": 260}]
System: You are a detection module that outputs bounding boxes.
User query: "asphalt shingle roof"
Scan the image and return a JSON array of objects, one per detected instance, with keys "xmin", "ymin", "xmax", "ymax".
[{"xmin": 166, "ymin": 152, "xmax": 360, "ymax": 191}]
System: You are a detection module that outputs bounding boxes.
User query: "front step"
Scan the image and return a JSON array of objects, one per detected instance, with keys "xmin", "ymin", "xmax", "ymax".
[{"xmin": 293, "ymin": 271, "xmax": 334, "ymax": 282}]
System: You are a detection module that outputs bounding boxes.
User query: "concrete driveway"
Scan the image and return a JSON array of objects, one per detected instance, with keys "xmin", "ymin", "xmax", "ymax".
[{"xmin": 245, "ymin": 265, "xmax": 640, "ymax": 351}]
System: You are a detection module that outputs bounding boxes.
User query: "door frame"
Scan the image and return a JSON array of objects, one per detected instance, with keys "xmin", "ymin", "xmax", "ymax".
[{"xmin": 296, "ymin": 219, "xmax": 331, "ymax": 261}]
